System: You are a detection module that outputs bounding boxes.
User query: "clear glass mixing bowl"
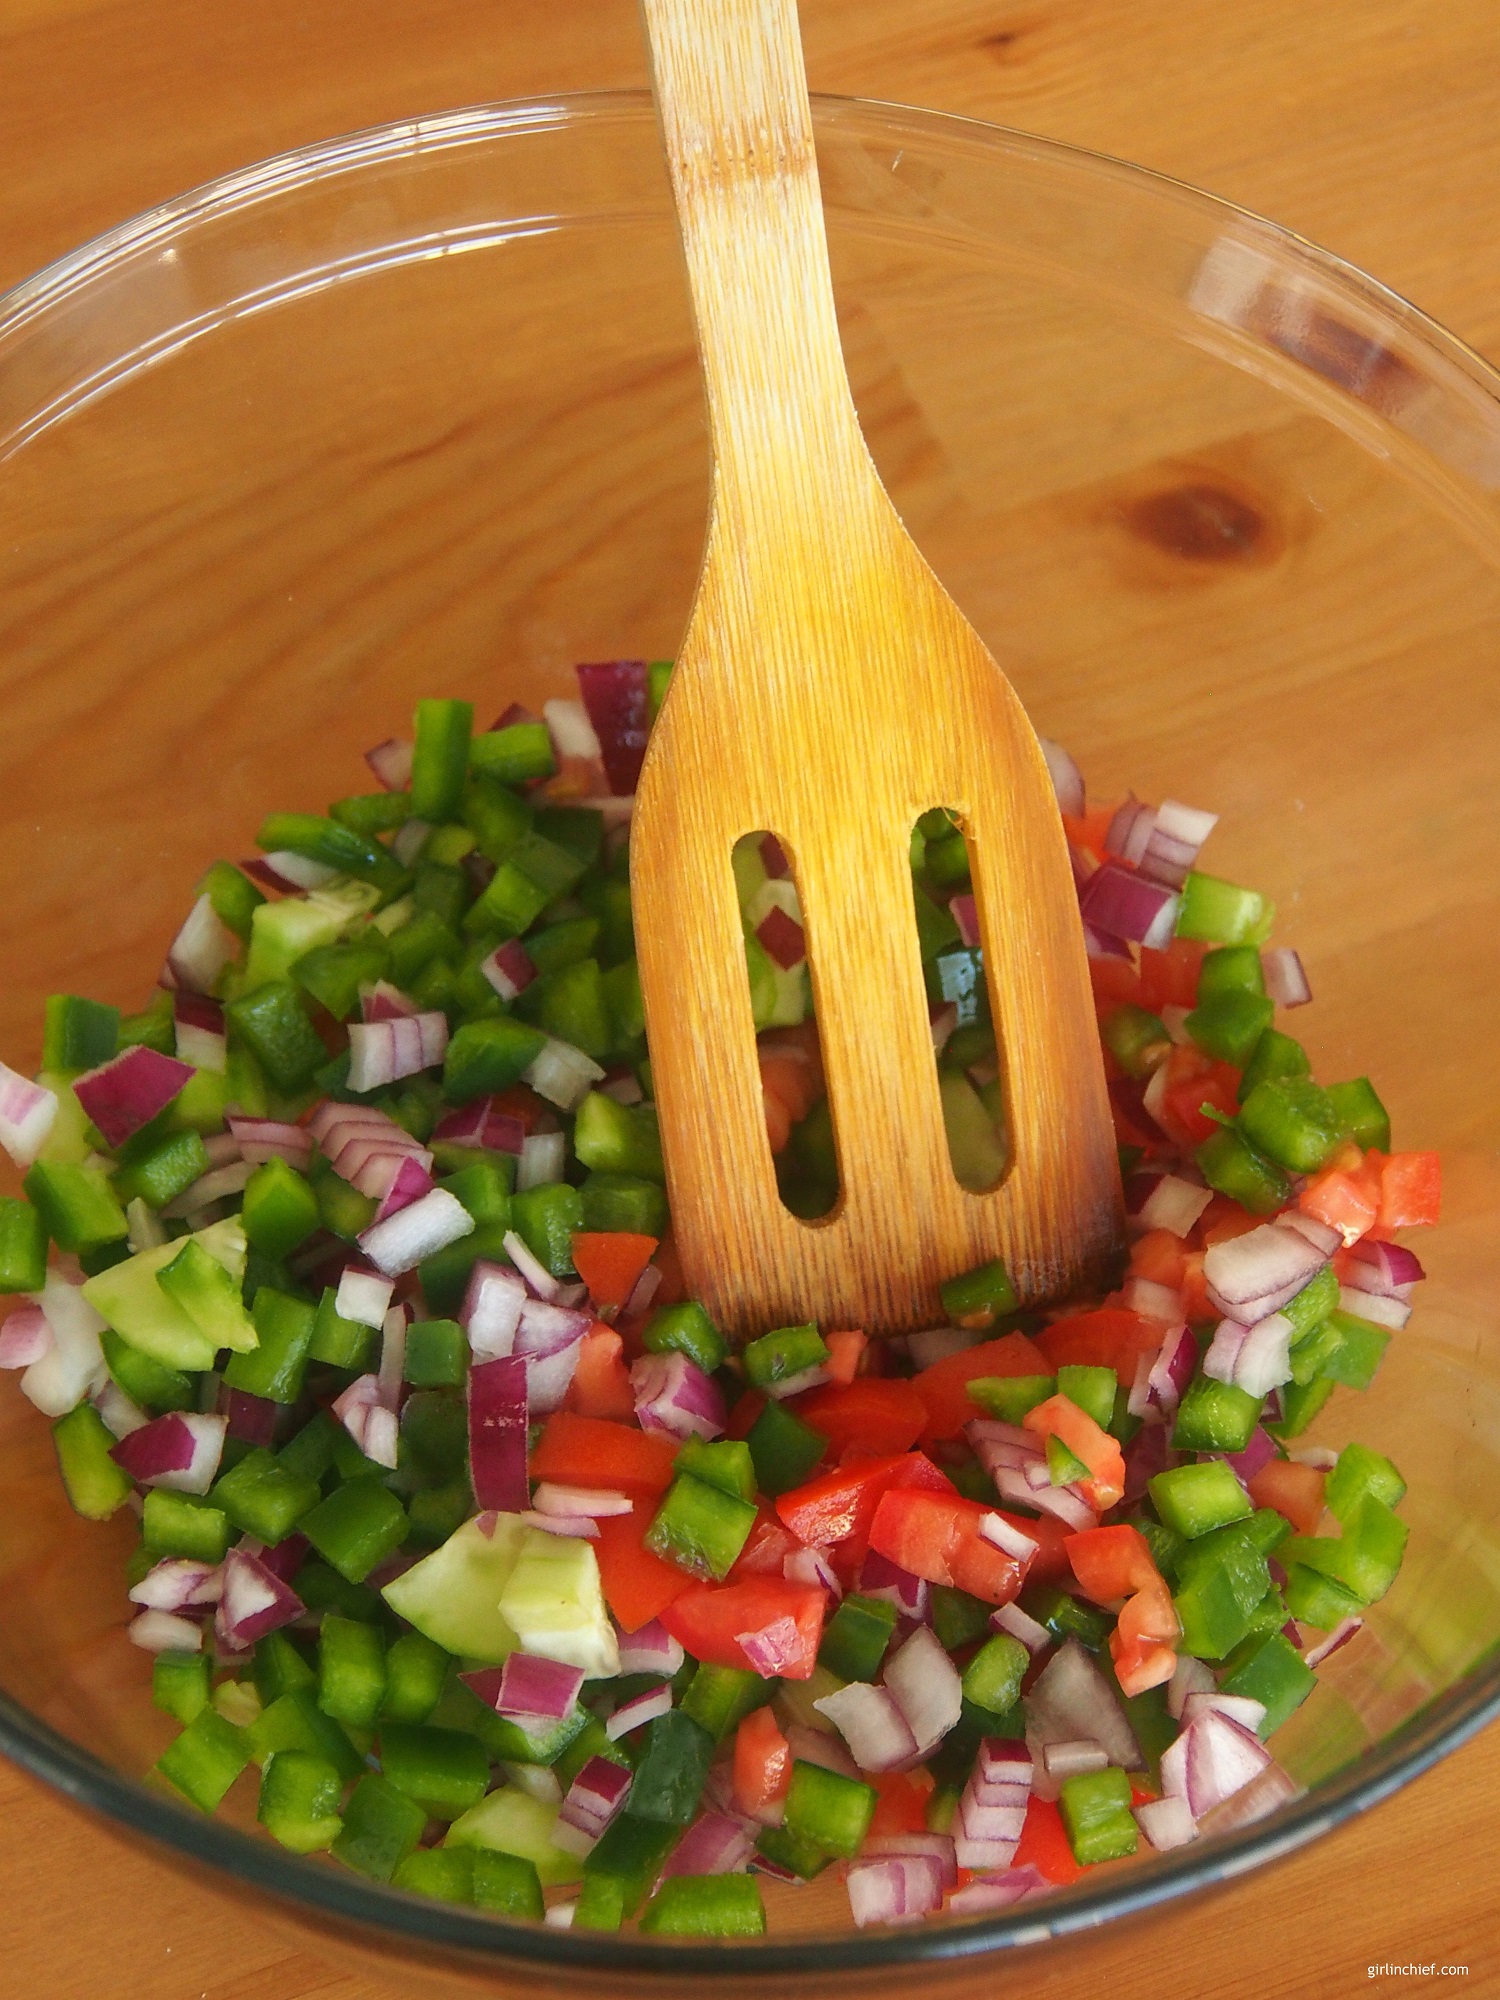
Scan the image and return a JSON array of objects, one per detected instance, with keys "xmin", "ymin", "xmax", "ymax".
[{"xmin": 0, "ymin": 89, "xmax": 1497, "ymax": 1992}]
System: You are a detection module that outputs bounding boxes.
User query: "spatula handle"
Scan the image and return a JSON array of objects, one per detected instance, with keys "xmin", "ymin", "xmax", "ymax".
[{"xmin": 638, "ymin": 0, "xmax": 866, "ymax": 521}]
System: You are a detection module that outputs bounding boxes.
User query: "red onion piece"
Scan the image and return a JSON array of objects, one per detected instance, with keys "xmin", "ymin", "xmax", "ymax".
[
  {"xmin": 533, "ymin": 1483, "xmax": 632, "ymax": 1520},
  {"xmin": 756, "ymin": 905, "xmax": 806, "ymax": 970},
  {"xmin": 503, "ymin": 1229, "xmax": 561, "ymax": 1302},
  {"xmin": 0, "ymin": 1303, "xmax": 53, "ymax": 1370},
  {"xmin": 622, "ymin": 1261, "xmax": 663, "ymax": 1320},
  {"xmin": 846, "ymin": 1854, "xmax": 947, "ymax": 1928},
  {"xmin": 159, "ymin": 1159, "xmax": 253, "ymax": 1221},
  {"xmin": 978, "ymin": 1512, "xmax": 1038, "ymax": 1565},
  {"xmin": 1105, "ymin": 797, "xmax": 1156, "ymax": 868},
  {"xmin": 576, "ymin": 660, "xmax": 650, "ymax": 796},
  {"xmin": 1026, "ymin": 1640, "xmax": 1141, "ymax": 1795},
  {"xmin": 358, "ymin": 1186, "xmax": 473, "ymax": 1277},
  {"xmin": 1138, "ymin": 799, "xmax": 1219, "ymax": 889},
  {"xmin": 812, "ymin": 1684, "xmax": 918, "ymax": 1775},
  {"xmin": 129, "ymin": 1557, "xmax": 223, "ymax": 1613},
  {"xmin": 1338, "ymin": 1286, "xmax": 1411, "ymax": 1331},
  {"xmin": 885, "ymin": 1625, "xmax": 962, "ymax": 1760},
  {"xmin": 522, "ymin": 1037, "xmax": 606, "ymax": 1112},
  {"xmin": 334, "ymin": 1264, "xmax": 395, "ymax": 1330},
  {"xmin": 945, "ymin": 1864, "xmax": 1053, "ymax": 1914},
  {"xmin": 544, "ymin": 697, "xmax": 603, "ymax": 763},
  {"xmin": 1303, "ymin": 1615, "xmax": 1365, "ymax": 1668},
  {"xmin": 224, "ymin": 1388, "xmax": 279, "ymax": 1447},
  {"xmin": 606, "ymin": 1681, "xmax": 674, "ymax": 1740},
  {"xmin": 518, "ymin": 1131, "xmax": 567, "ymax": 1191},
  {"xmin": 462, "ymin": 1260, "xmax": 528, "ymax": 1360},
  {"xmin": 482, "ymin": 938, "xmax": 538, "ymax": 1003},
  {"xmin": 467, "ymin": 1354, "xmax": 529, "ymax": 1511},
  {"xmin": 128, "ymin": 1609, "xmax": 204, "ymax": 1654},
  {"xmin": 365, "ymin": 737, "xmax": 414, "ymax": 790},
  {"xmin": 432, "ymin": 1099, "xmax": 526, "ymax": 1157},
  {"xmin": 1079, "ymin": 862, "xmax": 1180, "ymax": 949},
  {"xmin": 1135, "ymin": 1794, "xmax": 1197, "ymax": 1851},
  {"xmin": 111, "ymin": 1412, "xmax": 225, "ymax": 1495},
  {"xmin": 517, "ymin": 1509, "xmax": 598, "ymax": 1539},
  {"xmin": 1181, "ymin": 1690, "xmax": 1267, "ymax": 1734},
  {"xmin": 862, "ymin": 1831, "xmax": 957, "ymax": 1889},
  {"xmin": 71, "ymin": 1046, "xmax": 194, "ymax": 1151},
  {"xmin": 258, "ymin": 850, "xmax": 339, "ymax": 891},
  {"xmin": 1202, "ymin": 1318, "xmax": 1249, "ymax": 1386},
  {"xmin": 18, "ymin": 1275, "xmax": 107, "ymax": 1418},
  {"xmin": 617, "ymin": 1618, "xmax": 685, "ymax": 1677},
  {"xmin": 1261, "ymin": 946, "xmax": 1311, "ymax": 1008},
  {"xmin": 1162, "ymin": 1709, "xmax": 1272, "ymax": 1818},
  {"xmin": 989, "ymin": 1600, "xmax": 1049, "ymax": 1654},
  {"xmin": 1345, "ymin": 1237, "xmax": 1425, "ymax": 1291},
  {"xmin": 784, "ymin": 1546, "xmax": 842, "ymax": 1598},
  {"xmin": 658, "ymin": 1808, "xmax": 755, "ymax": 1881},
  {"xmin": 1196, "ymin": 1758, "xmax": 1302, "ymax": 1835},
  {"xmin": 1122, "ymin": 1275, "xmax": 1184, "ymax": 1323},
  {"xmin": 494, "ymin": 1652, "xmax": 586, "ymax": 1722},
  {"xmin": 165, "ymin": 893, "xmax": 237, "ymax": 996},
  {"xmin": 371, "ymin": 1153, "xmax": 437, "ymax": 1226},
  {"xmin": 553, "ymin": 1755, "xmax": 633, "ymax": 1856},
  {"xmin": 1137, "ymin": 1174, "xmax": 1214, "ymax": 1240},
  {"xmin": 1038, "ymin": 737, "xmax": 1085, "ymax": 818},
  {"xmin": 858, "ymin": 1549, "xmax": 931, "ymax": 1623},
  {"xmin": 1231, "ymin": 1311, "xmax": 1295, "ymax": 1398},
  {"xmin": 360, "ymin": 980, "xmax": 421, "ymax": 1022},
  {"xmin": 215, "ymin": 1544, "xmax": 305, "ymax": 1649},
  {"xmin": 227, "ymin": 1115, "xmax": 313, "ymax": 1172},
  {"xmin": 1041, "ymin": 1738, "xmax": 1108, "ymax": 1781},
  {"xmin": 631, "ymin": 1351, "xmax": 725, "ymax": 1442},
  {"xmin": 1218, "ymin": 1426, "xmax": 1279, "ymax": 1484},
  {"xmin": 949, "ymin": 892, "xmax": 980, "ymax": 948},
  {"xmin": 1203, "ymin": 1224, "xmax": 1328, "ymax": 1324},
  {"xmin": 346, "ymin": 1011, "xmax": 449, "ymax": 1094},
  {"xmin": 734, "ymin": 1614, "xmax": 807, "ymax": 1679},
  {"xmin": 525, "ymin": 1338, "xmax": 585, "ymax": 1418}
]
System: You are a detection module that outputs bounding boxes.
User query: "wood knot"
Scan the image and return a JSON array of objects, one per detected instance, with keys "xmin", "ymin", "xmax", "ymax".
[{"xmin": 1122, "ymin": 482, "xmax": 1268, "ymax": 564}]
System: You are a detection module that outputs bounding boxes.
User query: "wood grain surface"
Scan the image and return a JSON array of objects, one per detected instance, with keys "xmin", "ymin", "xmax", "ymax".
[{"xmin": 1, "ymin": 1, "xmax": 1498, "ymax": 1995}]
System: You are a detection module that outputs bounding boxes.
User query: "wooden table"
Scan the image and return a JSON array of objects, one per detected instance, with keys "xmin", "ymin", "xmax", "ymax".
[{"xmin": 2, "ymin": 0, "xmax": 1498, "ymax": 1993}]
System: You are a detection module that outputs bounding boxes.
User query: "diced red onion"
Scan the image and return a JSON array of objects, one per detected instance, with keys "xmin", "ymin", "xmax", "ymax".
[
  {"xmin": 523, "ymin": 1037, "xmax": 606, "ymax": 1112},
  {"xmin": 1345, "ymin": 1237, "xmax": 1425, "ymax": 1292},
  {"xmin": 953, "ymin": 1829, "xmax": 1022, "ymax": 1873},
  {"xmin": 1026, "ymin": 1640, "xmax": 1141, "ymax": 1794},
  {"xmin": 599, "ymin": 1068, "xmax": 644, "ymax": 1107},
  {"xmin": 858, "ymin": 1549, "xmax": 931, "ymax": 1623},
  {"xmin": 1143, "ymin": 1320, "xmax": 1197, "ymax": 1419},
  {"xmin": 1122, "ymin": 1415, "xmax": 1172, "ymax": 1506},
  {"xmin": 496, "ymin": 1652, "xmax": 586, "ymax": 1722},
  {"xmin": 658, "ymin": 1808, "xmax": 755, "ymax": 1881},
  {"xmin": 482, "ymin": 938, "xmax": 538, "ymax": 1002},
  {"xmin": 784, "ymin": 1723, "xmax": 860, "ymax": 1781},
  {"xmin": 517, "ymin": 1131, "xmax": 567, "ymax": 1192},
  {"xmin": 756, "ymin": 904, "xmax": 806, "ymax": 971},
  {"xmin": 1280, "ymin": 1209, "xmax": 1343, "ymax": 1258},
  {"xmin": 159, "ymin": 1159, "xmax": 253, "ymax": 1221},
  {"xmin": 784, "ymin": 1545, "xmax": 843, "ymax": 1598},
  {"xmin": 467, "ymin": 1355, "xmax": 529, "ymax": 1511},
  {"xmin": 224, "ymin": 1388, "xmax": 279, "ymax": 1447},
  {"xmin": 990, "ymin": 1601, "xmax": 1049, "ymax": 1653},
  {"xmin": 360, "ymin": 980, "xmax": 421, "ymax": 1023},
  {"xmin": 1166, "ymin": 1653, "xmax": 1218, "ymax": 1721},
  {"xmin": 1079, "ymin": 862, "xmax": 1180, "ymax": 949},
  {"xmin": 1083, "ymin": 920, "xmax": 1133, "ymax": 962},
  {"xmin": 215, "ymin": 1544, "xmax": 305, "ymax": 1649},
  {"xmin": 1135, "ymin": 1794, "xmax": 1198, "ymax": 1851},
  {"xmin": 1219, "ymin": 1426, "xmax": 1279, "ymax": 1484},
  {"xmin": 862, "ymin": 1831, "xmax": 957, "ymax": 1889},
  {"xmin": 346, "ymin": 1011, "xmax": 449, "ymax": 1094},
  {"xmin": 1260, "ymin": 946, "xmax": 1311, "ymax": 1009},
  {"xmin": 462, "ymin": 1260, "xmax": 528, "ymax": 1360},
  {"xmin": 517, "ymin": 1509, "xmax": 597, "ymax": 1538},
  {"xmin": 18, "ymin": 1274, "xmax": 107, "ymax": 1417},
  {"xmin": 946, "ymin": 1864, "xmax": 1053, "ymax": 1914},
  {"xmin": 846, "ymin": 1854, "xmax": 946, "ymax": 1928},
  {"xmin": 617, "ymin": 1618, "xmax": 686, "ymax": 1676},
  {"xmin": 432, "ymin": 1099, "xmax": 526, "ymax": 1157},
  {"xmin": 1338, "ymin": 1286, "xmax": 1411, "ymax": 1331},
  {"xmin": 606, "ymin": 1681, "xmax": 674, "ymax": 1740},
  {"xmin": 576, "ymin": 660, "xmax": 652, "ymax": 796},
  {"xmin": 978, "ymin": 1512, "xmax": 1038, "ymax": 1565},
  {"xmin": 259, "ymin": 850, "xmax": 340, "ymax": 891},
  {"xmin": 1105, "ymin": 797, "xmax": 1156, "ymax": 868},
  {"xmin": 764, "ymin": 1361, "xmax": 830, "ymax": 1402},
  {"xmin": 367, "ymin": 1155, "xmax": 435, "ymax": 1229},
  {"xmin": 631, "ymin": 1351, "xmax": 725, "ymax": 1442},
  {"xmin": 734, "ymin": 1614, "xmax": 807, "ymax": 1679},
  {"xmin": 0, "ymin": 1303, "xmax": 52, "ymax": 1370},
  {"xmin": 1232, "ymin": 1311, "xmax": 1295, "ymax": 1398},
  {"xmin": 1042, "ymin": 1738, "xmax": 1109, "ymax": 1781},
  {"xmin": 516, "ymin": 1298, "xmax": 592, "ymax": 1359},
  {"xmin": 128, "ymin": 1609, "xmax": 204, "ymax": 1654},
  {"xmin": 377, "ymin": 1303, "xmax": 410, "ymax": 1406},
  {"xmin": 1303, "ymin": 1616, "xmax": 1365, "ymax": 1668},
  {"xmin": 1161, "ymin": 1709, "xmax": 1271, "ymax": 1818},
  {"xmin": 334, "ymin": 1264, "xmax": 395, "ymax": 1330},
  {"xmin": 1137, "ymin": 1174, "xmax": 1214, "ymax": 1240},
  {"xmin": 391, "ymin": 818, "xmax": 431, "ymax": 867},
  {"xmin": 544, "ymin": 696, "xmax": 603, "ymax": 763},
  {"xmin": 1138, "ymin": 799, "xmax": 1219, "ymax": 890},
  {"xmin": 553, "ymin": 1755, "xmax": 633, "ymax": 1856},
  {"xmin": 358, "ymin": 1187, "xmax": 473, "ymax": 1276},
  {"xmin": 1037, "ymin": 737, "xmax": 1085, "ymax": 818},
  {"xmin": 1122, "ymin": 1275, "xmax": 1184, "ymax": 1323},
  {"xmin": 1288, "ymin": 1442, "xmax": 1339, "ymax": 1471},
  {"xmin": 1201, "ymin": 1319, "xmax": 1248, "ymax": 1387},
  {"xmin": 0, "ymin": 1062, "xmax": 59, "ymax": 1169},
  {"xmin": 332, "ymin": 1373, "xmax": 385, "ymax": 1460},
  {"xmin": 1196, "ymin": 1759, "xmax": 1302, "ymax": 1835},
  {"xmin": 884, "ymin": 1625, "xmax": 962, "ymax": 1759},
  {"xmin": 365, "ymin": 737, "xmax": 414, "ymax": 790},
  {"xmin": 111, "ymin": 1412, "xmax": 225, "ymax": 1494},
  {"xmin": 532, "ymin": 1484, "xmax": 632, "ymax": 1521},
  {"xmin": 1203, "ymin": 1224, "xmax": 1328, "ymax": 1324},
  {"xmin": 503, "ymin": 1229, "xmax": 561, "ymax": 1302},
  {"xmin": 165, "ymin": 893, "xmax": 237, "ymax": 996},
  {"xmin": 1182, "ymin": 1690, "xmax": 1267, "ymax": 1734},
  {"xmin": 226, "ymin": 1115, "xmax": 313, "ymax": 1172},
  {"xmin": 622, "ymin": 1261, "xmax": 664, "ymax": 1320},
  {"xmin": 995, "ymin": 1468, "xmax": 1095, "ymax": 1530},
  {"xmin": 543, "ymin": 1902, "xmax": 577, "ymax": 1929},
  {"xmin": 129, "ymin": 1557, "xmax": 223, "ymax": 1613}
]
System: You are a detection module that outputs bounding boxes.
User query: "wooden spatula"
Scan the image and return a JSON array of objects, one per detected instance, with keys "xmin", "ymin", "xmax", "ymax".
[{"xmin": 630, "ymin": 0, "xmax": 1122, "ymax": 1337}]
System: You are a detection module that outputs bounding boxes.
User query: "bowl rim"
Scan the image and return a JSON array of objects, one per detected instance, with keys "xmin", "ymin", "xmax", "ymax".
[{"xmin": 3, "ymin": 84, "xmax": 1498, "ymax": 1976}]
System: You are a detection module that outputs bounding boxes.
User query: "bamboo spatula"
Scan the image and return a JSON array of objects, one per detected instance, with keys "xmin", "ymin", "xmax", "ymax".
[{"xmin": 630, "ymin": 0, "xmax": 1122, "ymax": 1337}]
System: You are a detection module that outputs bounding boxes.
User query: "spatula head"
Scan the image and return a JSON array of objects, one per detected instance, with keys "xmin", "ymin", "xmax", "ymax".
[{"xmin": 631, "ymin": 485, "xmax": 1122, "ymax": 1338}]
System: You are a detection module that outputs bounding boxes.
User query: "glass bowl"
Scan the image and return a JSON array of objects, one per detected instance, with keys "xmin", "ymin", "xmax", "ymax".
[{"xmin": 1, "ymin": 89, "xmax": 1498, "ymax": 1992}]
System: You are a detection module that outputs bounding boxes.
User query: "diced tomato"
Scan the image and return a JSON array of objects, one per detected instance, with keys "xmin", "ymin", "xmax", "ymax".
[
  {"xmin": 529, "ymin": 1412, "xmax": 677, "ymax": 1500},
  {"xmin": 1067, "ymin": 1524, "xmax": 1178, "ymax": 1695},
  {"xmin": 775, "ymin": 1452, "xmax": 937, "ymax": 1552},
  {"xmin": 732, "ymin": 1705, "xmax": 791, "ymax": 1820},
  {"xmin": 727, "ymin": 1389, "xmax": 768, "ymax": 1442},
  {"xmin": 1158, "ymin": 1049, "xmax": 1241, "ymax": 1149},
  {"xmin": 1197, "ymin": 1197, "xmax": 1263, "ymax": 1248},
  {"xmin": 789, "ymin": 1378, "xmax": 926, "ymax": 1458},
  {"xmin": 1065, "ymin": 1523, "xmax": 1157, "ymax": 1601},
  {"xmin": 593, "ymin": 1502, "xmax": 693, "ymax": 1631},
  {"xmin": 1062, "ymin": 805, "xmax": 1117, "ymax": 862},
  {"xmin": 1248, "ymin": 1458, "xmax": 1327, "ymax": 1536},
  {"xmin": 912, "ymin": 1330, "xmax": 1051, "ymax": 1443},
  {"xmin": 561, "ymin": 1324, "xmax": 636, "ymax": 1420},
  {"xmin": 1300, "ymin": 1156, "xmax": 1381, "ymax": 1245},
  {"xmin": 1035, "ymin": 1308, "xmax": 1166, "ymax": 1389},
  {"xmin": 569, "ymin": 1232, "xmax": 658, "ymax": 1312},
  {"xmin": 1375, "ymin": 1151, "xmax": 1441, "ymax": 1230},
  {"xmin": 1023, "ymin": 1394, "xmax": 1124, "ymax": 1513},
  {"xmin": 1012, "ymin": 1795, "xmax": 1084, "ymax": 1887},
  {"xmin": 868, "ymin": 1767, "xmax": 933, "ymax": 1837},
  {"xmin": 824, "ymin": 1330, "xmax": 867, "ymax": 1385},
  {"xmin": 660, "ymin": 1578, "xmax": 827, "ymax": 1679},
  {"xmin": 1013, "ymin": 1508, "xmax": 1074, "ymax": 1588},
  {"xmin": 867, "ymin": 1487, "xmax": 1026, "ymax": 1606},
  {"xmin": 1179, "ymin": 1252, "xmax": 1211, "ymax": 1319},
  {"xmin": 1137, "ymin": 938, "xmax": 1206, "ymax": 1012},
  {"xmin": 730, "ymin": 1506, "xmax": 801, "ymax": 1580},
  {"xmin": 1129, "ymin": 1228, "xmax": 1191, "ymax": 1289},
  {"xmin": 1089, "ymin": 955, "xmax": 1143, "ymax": 1012},
  {"xmin": 649, "ymin": 1233, "xmax": 687, "ymax": 1308},
  {"xmin": 487, "ymin": 1083, "xmax": 548, "ymax": 1134}
]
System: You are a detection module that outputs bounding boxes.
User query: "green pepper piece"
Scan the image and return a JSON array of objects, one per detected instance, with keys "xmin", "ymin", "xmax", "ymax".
[
  {"xmin": 640, "ymin": 1874, "xmax": 766, "ymax": 1937},
  {"xmin": 1185, "ymin": 990, "xmax": 1276, "ymax": 1067},
  {"xmin": 380, "ymin": 1721, "xmax": 490, "ymax": 1819},
  {"xmin": 783, "ymin": 1758, "xmax": 876, "ymax": 1858},
  {"xmin": 333, "ymin": 1772, "xmax": 427, "ymax": 1881},
  {"xmin": 1148, "ymin": 1460, "xmax": 1254, "ymax": 1539},
  {"xmin": 410, "ymin": 699, "xmax": 474, "ymax": 823},
  {"xmin": 0, "ymin": 1197, "xmax": 47, "ymax": 1292},
  {"xmin": 224, "ymin": 1287, "xmax": 316, "ymax": 1404},
  {"xmin": 961, "ymin": 1632, "xmax": 1029, "ymax": 1715},
  {"xmin": 579, "ymin": 1170, "xmax": 669, "ymax": 1237},
  {"xmin": 257, "ymin": 1748, "xmax": 345, "ymax": 1854},
  {"xmin": 746, "ymin": 1397, "xmax": 826, "ymax": 1497},
  {"xmin": 642, "ymin": 1300, "xmax": 725, "ymax": 1376},
  {"xmin": 25, "ymin": 1159, "xmax": 127, "ymax": 1254},
  {"xmin": 52, "ymin": 1403, "xmax": 134, "ymax": 1520},
  {"xmin": 1237, "ymin": 1028, "xmax": 1311, "ymax": 1104},
  {"xmin": 968, "ymin": 1373, "xmax": 1055, "ymax": 1424},
  {"xmin": 43, "ymin": 994, "xmax": 120, "ymax": 1075},
  {"xmin": 623, "ymin": 1710, "xmax": 715, "ymax": 1826},
  {"xmin": 573, "ymin": 1089, "xmax": 665, "ymax": 1179},
  {"xmin": 1059, "ymin": 1765, "xmax": 1137, "ymax": 1864},
  {"xmin": 143, "ymin": 1488, "xmax": 231, "ymax": 1563},
  {"xmin": 1219, "ymin": 1630, "xmax": 1317, "ymax": 1735},
  {"xmin": 1175, "ymin": 872, "xmax": 1274, "ymax": 946},
  {"xmin": 153, "ymin": 1650, "xmax": 212, "ymax": 1726},
  {"xmin": 818, "ymin": 1594, "xmax": 899, "ymax": 1683},
  {"xmin": 301, "ymin": 1477, "xmax": 408, "ymax": 1584},
  {"xmin": 1171, "ymin": 1376, "xmax": 1263, "ymax": 1454},
  {"xmin": 155, "ymin": 1708, "xmax": 249, "ymax": 1813},
  {"xmin": 1326, "ymin": 1077, "xmax": 1391, "ymax": 1153},
  {"xmin": 318, "ymin": 1613, "xmax": 387, "ymax": 1729},
  {"xmin": 403, "ymin": 1318, "xmax": 469, "ymax": 1389},
  {"xmin": 939, "ymin": 1256, "xmax": 1018, "ymax": 1329},
  {"xmin": 227, "ymin": 982, "xmax": 327, "ymax": 1091},
  {"xmin": 679, "ymin": 1662, "xmax": 771, "ymax": 1741},
  {"xmin": 443, "ymin": 1017, "xmax": 548, "ymax": 1104},
  {"xmin": 742, "ymin": 1321, "xmax": 829, "ymax": 1390},
  {"xmin": 1238, "ymin": 1077, "xmax": 1347, "ymax": 1174},
  {"xmin": 211, "ymin": 1447, "xmax": 321, "ymax": 1546},
  {"xmin": 1325, "ymin": 1442, "xmax": 1406, "ymax": 1523},
  {"xmin": 646, "ymin": 1472, "xmax": 757, "ymax": 1581},
  {"xmin": 1056, "ymin": 1364, "xmax": 1117, "ymax": 1430}
]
